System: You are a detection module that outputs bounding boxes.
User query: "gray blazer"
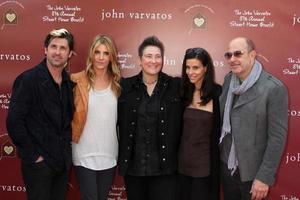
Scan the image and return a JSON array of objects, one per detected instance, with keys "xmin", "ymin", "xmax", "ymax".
[{"xmin": 219, "ymin": 69, "xmax": 288, "ymax": 186}]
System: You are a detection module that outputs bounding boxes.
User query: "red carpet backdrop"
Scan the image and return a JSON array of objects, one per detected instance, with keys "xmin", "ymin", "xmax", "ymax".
[{"xmin": 0, "ymin": 1, "xmax": 299, "ymax": 199}]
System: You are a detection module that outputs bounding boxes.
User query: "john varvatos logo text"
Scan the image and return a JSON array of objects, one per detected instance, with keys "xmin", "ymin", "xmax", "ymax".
[
  {"xmin": 292, "ymin": 14, "xmax": 300, "ymax": 26},
  {"xmin": 0, "ymin": 184, "xmax": 26, "ymax": 192},
  {"xmin": 285, "ymin": 152, "xmax": 300, "ymax": 165},
  {"xmin": 0, "ymin": 53, "xmax": 31, "ymax": 61}
]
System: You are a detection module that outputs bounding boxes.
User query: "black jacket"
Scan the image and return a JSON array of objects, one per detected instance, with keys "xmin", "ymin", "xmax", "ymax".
[
  {"xmin": 6, "ymin": 59, "xmax": 74, "ymax": 171},
  {"xmin": 117, "ymin": 72, "xmax": 183, "ymax": 176}
]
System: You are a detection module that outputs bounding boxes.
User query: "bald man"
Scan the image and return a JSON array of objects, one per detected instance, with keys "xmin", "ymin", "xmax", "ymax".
[{"xmin": 219, "ymin": 37, "xmax": 288, "ymax": 200}]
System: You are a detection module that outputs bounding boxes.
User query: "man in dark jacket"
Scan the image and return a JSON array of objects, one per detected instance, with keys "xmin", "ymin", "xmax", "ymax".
[{"xmin": 6, "ymin": 28, "xmax": 75, "ymax": 200}]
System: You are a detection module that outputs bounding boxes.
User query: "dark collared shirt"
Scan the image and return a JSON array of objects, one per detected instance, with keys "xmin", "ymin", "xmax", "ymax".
[
  {"xmin": 127, "ymin": 80, "xmax": 162, "ymax": 176},
  {"xmin": 45, "ymin": 66, "xmax": 73, "ymax": 170}
]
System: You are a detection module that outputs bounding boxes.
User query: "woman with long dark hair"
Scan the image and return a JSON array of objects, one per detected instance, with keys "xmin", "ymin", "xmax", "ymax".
[{"xmin": 178, "ymin": 47, "xmax": 221, "ymax": 200}]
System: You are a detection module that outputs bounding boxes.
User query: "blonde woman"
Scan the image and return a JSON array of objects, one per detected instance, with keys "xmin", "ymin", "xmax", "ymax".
[{"xmin": 71, "ymin": 34, "xmax": 121, "ymax": 200}]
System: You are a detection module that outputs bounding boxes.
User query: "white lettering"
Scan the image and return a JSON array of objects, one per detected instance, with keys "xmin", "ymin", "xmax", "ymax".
[
  {"xmin": 230, "ymin": 21, "xmax": 245, "ymax": 27},
  {"xmin": 0, "ymin": 184, "xmax": 26, "ymax": 192},
  {"xmin": 43, "ymin": 16, "xmax": 57, "ymax": 22},
  {"xmin": 164, "ymin": 57, "xmax": 176, "ymax": 66},
  {"xmin": 285, "ymin": 152, "xmax": 300, "ymax": 164},
  {"xmin": 281, "ymin": 194, "xmax": 299, "ymax": 200},
  {"xmin": 259, "ymin": 22, "xmax": 274, "ymax": 28},
  {"xmin": 283, "ymin": 68, "xmax": 299, "ymax": 75},
  {"xmin": 101, "ymin": 9, "xmax": 125, "ymax": 21},
  {"xmin": 292, "ymin": 14, "xmax": 300, "ymax": 26},
  {"xmin": 0, "ymin": 54, "xmax": 31, "ymax": 61}
]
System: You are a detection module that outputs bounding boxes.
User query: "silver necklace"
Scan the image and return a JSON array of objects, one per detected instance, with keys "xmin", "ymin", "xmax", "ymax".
[{"xmin": 143, "ymin": 79, "xmax": 157, "ymax": 85}]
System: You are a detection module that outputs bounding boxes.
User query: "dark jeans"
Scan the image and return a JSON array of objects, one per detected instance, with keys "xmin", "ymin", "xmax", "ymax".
[
  {"xmin": 75, "ymin": 166, "xmax": 116, "ymax": 200},
  {"xmin": 177, "ymin": 173, "xmax": 210, "ymax": 200},
  {"xmin": 21, "ymin": 160, "xmax": 69, "ymax": 200},
  {"xmin": 221, "ymin": 162, "xmax": 252, "ymax": 200},
  {"xmin": 124, "ymin": 174, "xmax": 177, "ymax": 200}
]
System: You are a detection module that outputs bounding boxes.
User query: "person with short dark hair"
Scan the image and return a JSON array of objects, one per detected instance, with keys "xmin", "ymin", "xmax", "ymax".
[
  {"xmin": 219, "ymin": 37, "xmax": 288, "ymax": 200},
  {"xmin": 6, "ymin": 28, "xmax": 75, "ymax": 200},
  {"xmin": 118, "ymin": 36, "xmax": 183, "ymax": 200},
  {"xmin": 178, "ymin": 47, "xmax": 221, "ymax": 200}
]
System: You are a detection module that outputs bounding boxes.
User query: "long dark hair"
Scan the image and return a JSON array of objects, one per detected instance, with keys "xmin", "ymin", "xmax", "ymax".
[{"xmin": 181, "ymin": 47, "xmax": 216, "ymax": 106}]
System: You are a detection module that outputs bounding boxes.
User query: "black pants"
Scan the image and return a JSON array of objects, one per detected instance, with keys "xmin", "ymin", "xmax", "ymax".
[
  {"xmin": 75, "ymin": 166, "xmax": 116, "ymax": 200},
  {"xmin": 221, "ymin": 162, "xmax": 252, "ymax": 200},
  {"xmin": 21, "ymin": 161, "xmax": 69, "ymax": 200},
  {"xmin": 177, "ymin": 173, "xmax": 210, "ymax": 200},
  {"xmin": 124, "ymin": 174, "xmax": 177, "ymax": 200}
]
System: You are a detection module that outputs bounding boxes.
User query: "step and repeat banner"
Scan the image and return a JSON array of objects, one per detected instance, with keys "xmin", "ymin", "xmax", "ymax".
[{"xmin": 0, "ymin": 0, "xmax": 299, "ymax": 199}]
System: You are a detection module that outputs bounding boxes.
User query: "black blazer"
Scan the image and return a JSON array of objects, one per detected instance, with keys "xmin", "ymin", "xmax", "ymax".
[
  {"xmin": 6, "ymin": 59, "xmax": 74, "ymax": 171},
  {"xmin": 117, "ymin": 72, "xmax": 183, "ymax": 176}
]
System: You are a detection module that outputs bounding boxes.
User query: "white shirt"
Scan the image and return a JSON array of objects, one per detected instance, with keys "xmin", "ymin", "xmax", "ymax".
[{"xmin": 72, "ymin": 85, "xmax": 118, "ymax": 170}]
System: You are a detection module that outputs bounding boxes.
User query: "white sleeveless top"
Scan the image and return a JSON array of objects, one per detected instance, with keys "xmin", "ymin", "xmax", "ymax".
[{"xmin": 72, "ymin": 85, "xmax": 118, "ymax": 170}]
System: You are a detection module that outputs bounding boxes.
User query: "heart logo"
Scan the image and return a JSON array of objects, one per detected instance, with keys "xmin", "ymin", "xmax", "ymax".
[
  {"xmin": 6, "ymin": 13, "xmax": 16, "ymax": 23},
  {"xmin": 194, "ymin": 17, "xmax": 205, "ymax": 27},
  {"xmin": 4, "ymin": 146, "xmax": 14, "ymax": 155}
]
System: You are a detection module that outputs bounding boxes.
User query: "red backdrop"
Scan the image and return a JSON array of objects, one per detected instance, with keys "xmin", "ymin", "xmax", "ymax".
[{"xmin": 0, "ymin": 1, "xmax": 299, "ymax": 199}]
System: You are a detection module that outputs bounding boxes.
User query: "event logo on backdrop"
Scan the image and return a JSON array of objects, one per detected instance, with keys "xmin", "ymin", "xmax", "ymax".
[
  {"xmin": 43, "ymin": 4, "xmax": 84, "ymax": 23},
  {"xmin": 108, "ymin": 185, "xmax": 126, "ymax": 200},
  {"xmin": 288, "ymin": 108, "xmax": 300, "ymax": 117},
  {"xmin": 0, "ymin": 53, "xmax": 31, "ymax": 61},
  {"xmin": 0, "ymin": 133, "xmax": 26, "ymax": 193},
  {"xmin": 0, "ymin": 133, "xmax": 16, "ymax": 160},
  {"xmin": 280, "ymin": 194, "xmax": 299, "ymax": 200},
  {"xmin": 292, "ymin": 14, "xmax": 300, "ymax": 26},
  {"xmin": 192, "ymin": 13, "xmax": 206, "ymax": 29},
  {"xmin": 230, "ymin": 9, "xmax": 274, "ymax": 28},
  {"xmin": 100, "ymin": 8, "xmax": 172, "ymax": 21},
  {"xmin": 0, "ymin": 185, "xmax": 25, "ymax": 193},
  {"xmin": 285, "ymin": 152, "xmax": 300, "ymax": 165},
  {"xmin": 184, "ymin": 4, "xmax": 214, "ymax": 34},
  {"xmin": 0, "ymin": 184, "xmax": 26, "ymax": 193},
  {"xmin": 283, "ymin": 57, "xmax": 300, "ymax": 76},
  {"xmin": 0, "ymin": 1, "xmax": 24, "ymax": 30},
  {"xmin": 0, "ymin": 92, "xmax": 10, "ymax": 110},
  {"xmin": 1, "ymin": 139, "xmax": 16, "ymax": 159},
  {"xmin": 4, "ymin": 9, "xmax": 17, "ymax": 24},
  {"xmin": 117, "ymin": 52, "xmax": 176, "ymax": 70},
  {"xmin": 118, "ymin": 52, "xmax": 135, "ymax": 69}
]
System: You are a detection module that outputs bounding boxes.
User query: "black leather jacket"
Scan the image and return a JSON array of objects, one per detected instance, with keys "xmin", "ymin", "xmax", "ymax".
[{"xmin": 118, "ymin": 72, "xmax": 183, "ymax": 176}]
